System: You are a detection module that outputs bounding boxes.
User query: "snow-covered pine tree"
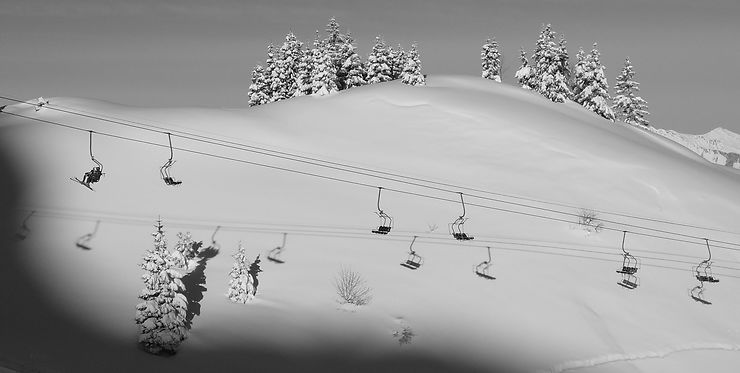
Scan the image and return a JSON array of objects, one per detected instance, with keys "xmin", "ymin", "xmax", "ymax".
[
  {"xmin": 248, "ymin": 64, "xmax": 270, "ymax": 106},
  {"xmin": 532, "ymin": 24, "xmax": 570, "ymax": 102},
  {"xmin": 310, "ymin": 32, "xmax": 339, "ymax": 96},
  {"xmin": 172, "ymin": 231, "xmax": 201, "ymax": 270},
  {"xmin": 366, "ymin": 36, "xmax": 393, "ymax": 84},
  {"xmin": 341, "ymin": 41, "xmax": 367, "ymax": 89},
  {"xmin": 264, "ymin": 44, "xmax": 280, "ymax": 102},
  {"xmin": 613, "ymin": 57, "xmax": 650, "ymax": 126},
  {"xmin": 294, "ymin": 50, "xmax": 314, "ymax": 97},
  {"xmin": 227, "ymin": 242, "xmax": 253, "ymax": 303},
  {"xmin": 275, "ymin": 32, "xmax": 303, "ymax": 100},
  {"xmin": 481, "ymin": 37, "xmax": 502, "ymax": 83},
  {"xmin": 574, "ymin": 43, "xmax": 615, "ymax": 121},
  {"xmin": 401, "ymin": 43, "xmax": 426, "ymax": 86},
  {"xmin": 558, "ymin": 34, "xmax": 571, "ymax": 84},
  {"xmin": 135, "ymin": 219, "xmax": 188, "ymax": 354},
  {"xmin": 514, "ymin": 47, "xmax": 535, "ymax": 89},
  {"xmin": 572, "ymin": 47, "xmax": 587, "ymax": 98},
  {"xmin": 246, "ymin": 255, "xmax": 263, "ymax": 297},
  {"xmin": 389, "ymin": 44, "xmax": 407, "ymax": 80},
  {"xmin": 334, "ymin": 30, "xmax": 356, "ymax": 90}
]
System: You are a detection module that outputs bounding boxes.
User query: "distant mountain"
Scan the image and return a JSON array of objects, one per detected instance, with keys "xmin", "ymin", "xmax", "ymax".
[{"xmin": 648, "ymin": 126, "xmax": 740, "ymax": 169}]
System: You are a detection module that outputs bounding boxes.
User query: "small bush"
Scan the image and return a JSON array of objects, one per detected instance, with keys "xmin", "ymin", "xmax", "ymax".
[
  {"xmin": 578, "ymin": 208, "xmax": 604, "ymax": 233},
  {"xmin": 334, "ymin": 266, "xmax": 372, "ymax": 306},
  {"xmin": 392, "ymin": 326, "xmax": 415, "ymax": 346}
]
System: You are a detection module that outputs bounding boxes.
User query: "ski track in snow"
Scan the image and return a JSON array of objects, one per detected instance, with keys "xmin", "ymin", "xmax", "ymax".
[{"xmin": 541, "ymin": 342, "xmax": 740, "ymax": 373}]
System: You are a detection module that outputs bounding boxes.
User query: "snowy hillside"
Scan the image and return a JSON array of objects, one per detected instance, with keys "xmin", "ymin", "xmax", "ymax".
[
  {"xmin": 647, "ymin": 126, "xmax": 740, "ymax": 169},
  {"xmin": 1, "ymin": 76, "xmax": 740, "ymax": 373}
]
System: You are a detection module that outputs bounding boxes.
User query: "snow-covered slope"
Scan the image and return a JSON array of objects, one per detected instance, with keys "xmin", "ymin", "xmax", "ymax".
[
  {"xmin": 1, "ymin": 76, "xmax": 739, "ymax": 373},
  {"xmin": 648, "ymin": 126, "xmax": 740, "ymax": 169}
]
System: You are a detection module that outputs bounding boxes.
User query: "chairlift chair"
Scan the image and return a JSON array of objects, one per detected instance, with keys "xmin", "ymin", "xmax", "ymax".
[
  {"xmin": 71, "ymin": 131, "xmax": 105, "ymax": 191},
  {"xmin": 75, "ymin": 220, "xmax": 100, "ymax": 250},
  {"xmin": 695, "ymin": 239, "xmax": 719, "ymax": 283},
  {"xmin": 474, "ymin": 246, "xmax": 495, "ymax": 280},
  {"xmin": 615, "ymin": 231, "xmax": 639, "ymax": 275},
  {"xmin": 161, "ymin": 132, "xmax": 182, "ymax": 186},
  {"xmin": 268, "ymin": 233, "xmax": 287, "ymax": 264},
  {"xmin": 450, "ymin": 193, "xmax": 474, "ymax": 241},
  {"xmin": 690, "ymin": 283, "xmax": 712, "ymax": 305},
  {"xmin": 400, "ymin": 236, "xmax": 423, "ymax": 270},
  {"xmin": 371, "ymin": 187, "xmax": 393, "ymax": 235},
  {"xmin": 618, "ymin": 273, "xmax": 639, "ymax": 290}
]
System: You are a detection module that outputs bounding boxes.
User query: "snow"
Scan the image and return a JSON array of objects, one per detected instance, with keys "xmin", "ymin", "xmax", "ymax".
[
  {"xmin": 1, "ymin": 75, "xmax": 740, "ymax": 372},
  {"xmin": 647, "ymin": 126, "xmax": 740, "ymax": 169}
]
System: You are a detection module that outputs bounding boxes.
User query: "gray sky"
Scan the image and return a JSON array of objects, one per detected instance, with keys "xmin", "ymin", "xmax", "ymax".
[{"xmin": 1, "ymin": 0, "xmax": 738, "ymax": 134}]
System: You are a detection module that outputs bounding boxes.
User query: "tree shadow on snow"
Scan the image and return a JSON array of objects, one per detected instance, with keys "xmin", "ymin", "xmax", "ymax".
[{"xmin": 181, "ymin": 244, "xmax": 219, "ymax": 330}]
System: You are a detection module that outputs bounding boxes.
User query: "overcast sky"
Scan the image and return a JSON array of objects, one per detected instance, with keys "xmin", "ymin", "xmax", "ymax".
[{"xmin": 1, "ymin": 0, "xmax": 738, "ymax": 134}]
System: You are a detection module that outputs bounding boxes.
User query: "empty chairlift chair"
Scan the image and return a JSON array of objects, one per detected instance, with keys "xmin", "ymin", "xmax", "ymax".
[
  {"xmin": 400, "ymin": 236, "xmax": 423, "ymax": 270},
  {"xmin": 616, "ymin": 231, "xmax": 640, "ymax": 290},
  {"xmin": 371, "ymin": 187, "xmax": 393, "ymax": 235},
  {"xmin": 475, "ymin": 246, "xmax": 495, "ymax": 280},
  {"xmin": 70, "ymin": 131, "xmax": 105, "ymax": 191},
  {"xmin": 450, "ymin": 192, "xmax": 474, "ymax": 241},
  {"xmin": 691, "ymin": 239, "xmax": 719, "ymax": 305},
  {"xmin": 160, "ymin": 132, "xmax": 182, "ymax": 186},
  {"xmin": 268, "ymin": 233, "xmax": 288, "ymax": 264}
]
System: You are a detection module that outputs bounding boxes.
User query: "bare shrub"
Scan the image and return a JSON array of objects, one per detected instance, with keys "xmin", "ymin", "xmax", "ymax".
[
  {"xmin": 334, "ymin": 266, "xmax": 372, "ymax": 306},
  {"xmin": 392, "ymin": 326, "xmax": 415, "ymax": 345},
  {"xmin": 578, "ymin": 208, "xmax": 604, "ymax": 233}
]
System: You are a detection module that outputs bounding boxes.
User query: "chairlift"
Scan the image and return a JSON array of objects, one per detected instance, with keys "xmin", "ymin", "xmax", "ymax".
[
  {"xmin": 474, "ymin": 246, "xmax": 495, "ymax": 280},
  {"xmin": 616, "ymin": 231, "xmax": 639, "ymax": 275},
  {"xmin": 371, "ymin": 187, "xmax": 393, "ymax": 235},
  {"xmin": 268, "ymin": 233, "xmax": 287, "ymax": 264},
  {"xmin": 400, "ymin": 236, "xmax": 423, "ymax": 270},
  {"xmin": 618, "ymin": 273, "xmax": 639, "ymax": 290},
  {"xmin": 70, "ymin": 131, "xmax": 104, "ymax": 191},
  {"xmin": 450, "ymin": 192, "xmax": 474, "ymax": 241},
  {"xmin": 15, "ymin": 210, "xmax": 35, "ymax": 240},
  {"xmin": 694, "ymin": 239, "xmax": 719, "ymax": 283},
  {"xmin": 160, "ymin": 132, "xmax": 182, "ymax": 186},
  {"xmin": 76, "ymin": 220, "xmax": 100, "ymax": 250},
  {"xmin": 690, "ymin": 282, "xmax": 712, "ymax": 305}
]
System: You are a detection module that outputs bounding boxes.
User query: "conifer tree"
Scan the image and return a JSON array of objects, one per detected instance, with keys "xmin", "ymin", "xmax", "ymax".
[
  {"xmin": 573, "ymin": 43, "xmax": 615, "ymax": 121},
  {"xmin": 401, "ymin": 43, "xmax": 426, "ymax": 86},
  {"xmin": 227, "ymin": 242, "xmax": 253, "ymax": 303},
  {"xmin": 515, "ymin": 47, "xmax": 535, "ymax": 89},
  {"xmin": 135, "ymin": 219, "xmax": 188, "ymax": 354},
  {"xmin": 342, "ymin": 41, "xmax": 367, "ymax": 89},
  {"xmin": 264, "ymin": 44, "xmax": 280, "ymax": 102},
  {"xmin": 531, "ymin": 24, "xmax": 570, "ymax": 102},
  {"xmin": 572, "ymin": 47, "xmax": 587, "ymax": 98},
  {"xmin": 481, "ymin": 37, "xmax": 502, "ymax": 83},
  {"xmin": 389, "ymin": 44, "xmax": 407, "ymax": 80},
  {"xmin": 334, "ymin": 30, "xmax": 357, "ymax": 90},
  {"xmin": 613, "ymin": 57, "xmax": 650, "ymax": 126},
  {"xmin": 294, "ymin": 51, "xmax": 314, "ymax": 97},
  {"xmin": 310, "ymin": 32, "xmax": 339, "ymax": 96},
  {"xmin": 366, "ymin": 36, "xmax": 393, "ymax": 84},
  {"xmin": 275, "ymin": 32, "xmax": 303, "ymax": 100},
  {"xmin": 248, "ymin": 64, "xmax": 270, "ymax": 106},
  {"xmin": 558, "ymin": 34, "xmax": 571, "ymax": 84}
]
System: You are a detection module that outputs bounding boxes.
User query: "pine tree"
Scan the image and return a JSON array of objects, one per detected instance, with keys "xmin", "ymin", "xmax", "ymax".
[
  {"xmin": 481, "ymin": 37, "xmax": 502, "ymax": 83},
  {"xmin": 401, "ymin": 43, "xmax": 426, "ymax": 86},
  {"xmin": 342, "ymin": 41, "xmax": 367, "ymax": 89},
  {"xmin": 325, "ymin": 17, "xmax": 353, "ymax": 90},
  {"xmin": 248, "ymin": 64, "xmax": 270, "ymax": 106},
  {"xmin": 275, "ymin": 32, "xmax": 303, "ymax": 100},
  {"xmin": 558, "ymin": 34, "xmax": 571, "ymax": 84},
  {"xmin": 334, "ymin": 30, "xmax": 357, "ymax": 90},
  {"xmin": 572, "ymin": 47, "xmax": 587, "ymax": 98},
  {"xmin": 389, "ymin": 44, "xmax": 407, "ymax": 80},
  {"xmin": 227, "ymin": 242, "xmax": 253, "ymax": 303},
  {"xmin": 613, "ymin": 57, "xmax": 650, "ymax": 126},
  {"xmin": 366, "ymin": 36, "xmax": 393, "ymax": 84},
  {"xmin": 135, "ymin": 219, "xmax": 188, "ymax": 354},
  {"xmin": 172, "ymin": 232, "xmax": 201, "ymax": 269},
  {"xmin": 573, "ymin": 43, "xmax": 615, "ymax": 121},
  {"xmin": 531, "ymin": 24, "xmax": 570, "ymax": 102},
  {"xmin": 515, "ymin": 47, "xmax": 535, "ymax": 89},
  {"xmin": 294, "ymin": 51, "xmax": 314, "ymax": 97},
  {"xmin": 310, "ymin": 32, "xmax": 338, "ymax": 96},
  {"xmin": 264, "ymin": 44, "xmax": 280, "ymax": 102}
]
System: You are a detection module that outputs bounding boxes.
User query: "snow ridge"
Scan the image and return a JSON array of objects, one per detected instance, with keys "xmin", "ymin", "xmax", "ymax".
[
  {"xmin": 647, "ymin": 126, "xmax": 740, "ymax": 169},
  {"xmin": 542, "ymin": 342, "xmax": 740, "ymax": 373}
]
